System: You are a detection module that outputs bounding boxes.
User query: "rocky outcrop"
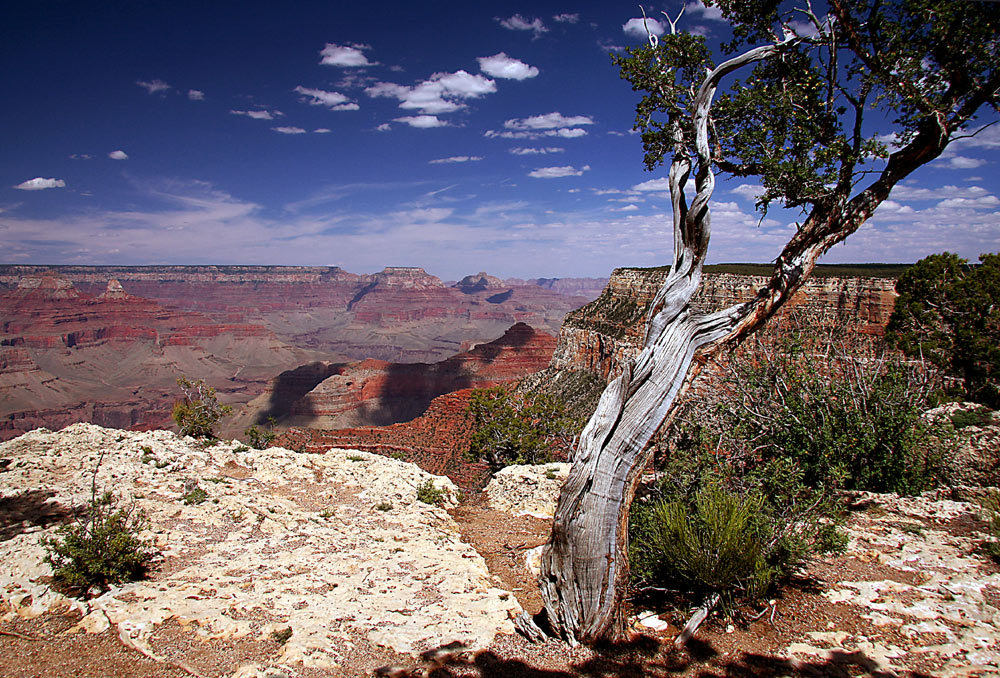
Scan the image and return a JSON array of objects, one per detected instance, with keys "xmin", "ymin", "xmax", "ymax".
[
  {"xmin": 551, "ymin": 267, "xmax": 899, "ymax": 382},
  {"xmin": 484, "ymin": 464, "xmax": 570, "ymax": 518},
  {"xmin": 275, "ymin": 323, "xmax": 557, "ymax": 430},
  {"xmin": 0, "ymin": 424, "xmax": 520, "ymax": 671},
  {"xmin": 923, "ymin": 402, "xmax": 1000, "ymax": 487}
]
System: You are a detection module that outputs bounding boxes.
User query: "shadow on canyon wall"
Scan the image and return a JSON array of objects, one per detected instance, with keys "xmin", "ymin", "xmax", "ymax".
[{"xmin": 259, "ymin": 322, "xmax": 540, "ymax": 428}]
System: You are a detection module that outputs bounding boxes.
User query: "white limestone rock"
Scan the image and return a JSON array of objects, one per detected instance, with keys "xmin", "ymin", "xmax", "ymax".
[
  {"xmin": 484, "ymin": 463, "xmax": 570, "ymax": 518},
  {"xmin": 0, "ymin": 424, "xmax": 520, "ymax": 669}
]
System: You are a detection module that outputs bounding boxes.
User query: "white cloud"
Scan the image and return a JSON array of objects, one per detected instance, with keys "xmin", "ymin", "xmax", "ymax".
[
  {"xmin": 553, "ymin": 13, "xmax": 579, "ymax": 23},
  {"xmin": 429, "ymin": 156, "xmax": 482, "ymax": 164},
  {"xmin": 14, "ymin": 177, "xmax": 66, "ymax": 191},
  {"xmin": 498, "ymin": 14, "xmax": 548, "ymax": 38},
  {"xmin": 294, "ymin": 86, "xmax": 358, "ymax": 110},
  {"xmin": 273, "ymin": 126, "xmax": 307, "ymax": 134},
  {"xmin": 314, "ymin": 128, "xmax": 332, "ymax": 134},
  {"xmin": 554, "ymin": 128, "xmax": 587, "ymax": 138},
  {"xmin": 366, "ymin": 71, "xmax": 496, "ymax": 115},
  {"xmin": 108, "ymin": 150, "xmax": 129, "ymax": 160},
  {"xmin": 632, "ymin": 178, "xmax": 672, "ymax": 191},
  {"xmin": 510, "ymin": 147, "xmax": 564, "ymax": 155},
  {"xmin": 617, "ymin": 204, "xmax": 640, "ymax": 212},
  {"xmin": 136, "ymin": 79, "xmax": 170, "ymax": 94},
  {"xmin": 477, "ymin": 53, "xmax": 539, "ymax": 80},
  {"xmin": 506, "ymin": 112, "xmax": 594, "ymax": 130},
  {"xmin": 231, "ymin": 109, "xmax": 283, "ymax": 120},
  {"xmin": 69, "ymin": 154, "xmax": 92, "ymax": 160},
  {"xmin": 730, "ymin": 183, "xmax": 763, "ymax": 199},
  {"xmin": 936, "ymin": 195, "xmax": 1000, "ymax": 209},
  {"xmin": 376, "ymin": 123, "xmax": 392, "ymax": 132},
  {"xmin": 187, "ymin": 89, "xmax": 205, "ymax": 100},
  {"xmin": 623, "ymin": 18, "xmax": 665, "ymax": 38},
  {"xmin": 943, "ymin": 156, "xmax": 986, "ymax": 169},
  {"xmin": 685, "ymin": 1, "xmax": 726, "ymax": 21},
  {"xmin": 320, "ymin": 43, "xmax": 375, "ymax": 67},
  {"xmin": 529, "ymin": 165, "xmax": 590, "ymax": 178},
  {"xmin": 890, "ymin": 183, "xmax": 989, "ymax": 201},
  {"xmin": 394, "ymin": 115, "xmax": 448, "ymax": 128}
]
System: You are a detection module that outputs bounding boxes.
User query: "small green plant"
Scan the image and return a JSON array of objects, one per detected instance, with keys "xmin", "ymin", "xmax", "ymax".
[
  {"xmin": 375, "ymin": 501, "xmax": 393, "ymax": 511},
  {"xmin": 545, "ymin": 469, "xmax": 558, "ymax": 480},
  {"xmin": 985, "ymin": 492, "xmax": 1000, "ymax": 562},
  {"xmin": 140, "ymin": 445, "xmax": 153, "ymax": 455},
  {"xmin": 182, "ymin": 488, "xmax": 208, "ymax": 505},
  {"xmin": 233, "ymin": 444, "xmax": 250, "ymax": 453},
  {"xmin": 389, "ymin": 451, "xmax": 406, "ymax": 461},
  {"xmin": 172, "ymin": 377, "xmax": 232, "ymax": 439},
  {"xmin": 416, "ymin": 479, "xmax": 445, "ymax": 506},
  {"xmin": 141, "ymin": 454, "xmax": 154, "ymax": 465},
  {"xmin": 271, "ymin": 627, "xmax": 292, "ymax": 645},
  {"xmin": 41, "ymin": 489, "xmax": 156, "ymax": 597},
  {"xmin": 950, "ymin": 407, "xmax": 994, "ymax": 430},
  {"xmin": 319, "ymin": 508, "xmax": 335, "ymax": 519},
  {"xmin": 347, "ymin": 454, "xmax": 365, "ymax": 462},
  {"xmin": 244, "ymin": 420, "xmax": 277, "ymax": 450}
]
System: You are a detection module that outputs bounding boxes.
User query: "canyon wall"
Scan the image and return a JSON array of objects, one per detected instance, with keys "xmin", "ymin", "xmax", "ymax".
[{"xmin": 550, "ymin": 267, "xmax": 898, "ymax": 382}]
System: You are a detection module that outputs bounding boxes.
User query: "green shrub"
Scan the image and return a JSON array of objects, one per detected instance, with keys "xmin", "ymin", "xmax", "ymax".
[
  {"xmin": 172, "ymin": 377, "xmax": 232, "ymax": 438},
  {"xmin": 465, "ymin": 386, "xmax": 578, "ymax": 471},
  {"xmin": 706, "ymin": 318, "xmax": 943, "ymax": 494},
  {"xmin": 985, "ymin": 492, "xmax": 1000, "ymax": 562},
  {"xmin": 41, "ymin": 491, "xmax": 156, "ymax": 596},
  {"xmin": 244, "ymin": 424, "xmax": 277, "ymax": 450},
  {"xmin": 416, "ymin": 479, "xmax": 445, "ymax": 505},
  {"xmin": 271, "ymin": 627, "xmax": 292, "ymax": 645},
  {"xmin": 375, "ymin": 501, "xmax": 393, "ymax": 511},
  {"xmin": 182, "ymin": 488, "xmax": 208, "ymax": 505}
]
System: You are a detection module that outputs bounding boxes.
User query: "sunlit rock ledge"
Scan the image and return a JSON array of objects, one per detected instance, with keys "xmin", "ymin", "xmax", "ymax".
[{"xmin": 0, "ymin": 423, "xmax": 520, "ymax": 669}]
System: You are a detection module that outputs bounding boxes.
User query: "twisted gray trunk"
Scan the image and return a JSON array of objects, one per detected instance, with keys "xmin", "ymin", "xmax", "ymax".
[{"xmin": 521, "ymin": 34, "xmax": 955, "ymax": 645}]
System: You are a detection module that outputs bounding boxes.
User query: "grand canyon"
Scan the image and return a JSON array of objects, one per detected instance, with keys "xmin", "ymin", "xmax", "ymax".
[{"xmin": 2, "ymin": 263, "xmax": 901, "ymax": 484}]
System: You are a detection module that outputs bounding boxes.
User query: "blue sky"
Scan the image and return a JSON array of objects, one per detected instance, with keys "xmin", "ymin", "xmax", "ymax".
[{"xmin": 2, "ymin": 1, "xmax": 998, "ymax": 279}]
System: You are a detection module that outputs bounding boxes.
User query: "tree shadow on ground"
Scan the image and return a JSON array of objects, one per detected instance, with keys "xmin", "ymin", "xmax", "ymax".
[
  {"xmin": 376, "ymin": 634, "xmax": 936, "ymax": 678},
  {"xmin": 0, "ymin": 489, "xmax": 74, "ymax": 542}
]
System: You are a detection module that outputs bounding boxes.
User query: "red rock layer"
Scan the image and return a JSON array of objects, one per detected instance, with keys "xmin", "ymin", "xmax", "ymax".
[
  {"xmin": 281, "ymin": 322, "xmax": 557, "ymax": 428},
  {"xmin": 279, "ymin": 388, "xmax": 492, "ymax": 489}
]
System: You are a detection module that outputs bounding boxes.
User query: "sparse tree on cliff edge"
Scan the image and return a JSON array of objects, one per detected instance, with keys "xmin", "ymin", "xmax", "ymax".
[{"xmin": 519, "ymin": 0, "xmax": 1000, "ymax": 645}]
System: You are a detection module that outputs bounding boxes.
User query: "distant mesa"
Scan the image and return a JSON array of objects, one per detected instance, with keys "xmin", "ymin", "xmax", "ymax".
[
  {"xmin": 13, "ymin": 274, "xmax": 80, "ymax": 301},
  {"xmin": 97, "ymin": 279, "xmax": 130, "ymax": 301},
  {"xmin": 454, "ymin": 271, "xmax": 505, "ymax": 294}
]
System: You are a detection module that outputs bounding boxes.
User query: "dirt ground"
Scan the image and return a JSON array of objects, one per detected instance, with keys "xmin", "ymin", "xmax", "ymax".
[{"xmin": 2, "ymin": 493, "xmax": 998, "ymax": 678}]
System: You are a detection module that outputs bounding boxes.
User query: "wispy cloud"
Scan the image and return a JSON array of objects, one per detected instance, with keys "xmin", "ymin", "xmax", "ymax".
[
  {"xmin": 273, "ymin": 126, "xmax": 308, "ymax": 134},
  {"xmin": 293, "ymin": 86, "xmax": 359, "ymax": 111},
  {"xmin": 429, "ymin": 156, "xmax": 482, "ymax": 164},
  {"xmin": 230, "ymin": 109, "xmax": 283, "ymax": 120},
  {"xmin": 14, "ymin": 177, "xmax": 66, "ymax": 191},
  {"xmin": 528, "ymin": 165, "xmax": 590, "ymax": 178},
  {"xmin": 553, "ymin": 13, "xmax": 579, "ymax": 24},
  {"xmin": 187, "ymin": 89, "xmax": 205, "ymax": 101},
  {"xmin": 136, "ymin": 79, "xmax": 171, "ymax": 95},
  {"xmin": 477, "ymin": 53, "xmax": 539, "ymax": 80},
  {"xmin": 497, "ymin": 14, "xmax": 548, "ymax": 38},
  {"xmin": 108, "ymin": 150, "xmax": 129, "ymax": 160},
  {"xmin": 319, "ymin": 43, "xmax": 376, "ymax": 67},
  {"xmin": 510, "ymin": 147, "xmax": 564, "ymax": 155},
  {"xmin": 488, "ymin": 112, "xmax": 594, "ymax": 140}
]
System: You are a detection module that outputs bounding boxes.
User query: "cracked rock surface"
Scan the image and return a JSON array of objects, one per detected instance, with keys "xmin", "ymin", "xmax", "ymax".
[{"xmin": 0, "ymin": 424, "xmax": 520, "ymax": 672}]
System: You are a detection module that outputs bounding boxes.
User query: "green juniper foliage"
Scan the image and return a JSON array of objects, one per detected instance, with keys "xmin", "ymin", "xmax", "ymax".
[
  {"xmin": 887, "ymin": 252, "xmax": 1000, "ymax": 408},
  {"xmin": 465, "ymin": 386, "xmax": 577, "ymax": 472},
  {"xmin": 415, "ymin": 479, "xmax": 445, "ymax": 506},
  {"xmin": 173, "ymin": 377, "xmax": 232, "ymax": 438},
  {"xmin": 41, "ymin": 491, "xmax": 156, "ymax": 596},
  {"xmin": 244, "ymin": 417, "xmax": 278, "ymax": 450}
]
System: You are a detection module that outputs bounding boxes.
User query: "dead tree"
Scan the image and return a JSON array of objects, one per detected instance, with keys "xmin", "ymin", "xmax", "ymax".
[{"xmin": 518, "ymin": 0, "xmax": 1000, "ymax": 644}]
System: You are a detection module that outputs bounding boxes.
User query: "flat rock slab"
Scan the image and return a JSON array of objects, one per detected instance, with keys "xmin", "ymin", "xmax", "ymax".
[
  {"xmin": 484, "ymin": 463, "xmax": 569, "ymax": 519},
  {"xmin": 0, "ymin": 424, "xmax": 520, "ymax": 671}
]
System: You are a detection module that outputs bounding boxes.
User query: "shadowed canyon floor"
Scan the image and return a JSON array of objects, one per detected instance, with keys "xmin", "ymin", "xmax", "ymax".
[{"xmin": 2, "ymin": 425, "xmax": 998, "ymax": 677}]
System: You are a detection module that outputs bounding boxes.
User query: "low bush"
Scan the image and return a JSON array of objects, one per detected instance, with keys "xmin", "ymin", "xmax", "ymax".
[
  {"xmin": 416, "ymin": 479, "xmax": 445, "ymax": 505},
  {"xmin": 986, "ymin": 492, "xmax": 1000, "ymax": 562},
  {"xmin": 173, "ymin": 377, "xmax": 232, "ymax": 439},
  {"xmin": 41, "ymin": 491, "xmax": 157, "ymax": 597},
  {"xmin": 244, "ymin": 423, "xmax": 277, "ymax": 450}
]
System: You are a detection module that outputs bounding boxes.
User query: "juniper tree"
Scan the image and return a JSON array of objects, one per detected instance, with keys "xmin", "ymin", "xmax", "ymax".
[{"xmin": 520, "ymin": 0, "xmax": 1000, "ymax": 645}]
